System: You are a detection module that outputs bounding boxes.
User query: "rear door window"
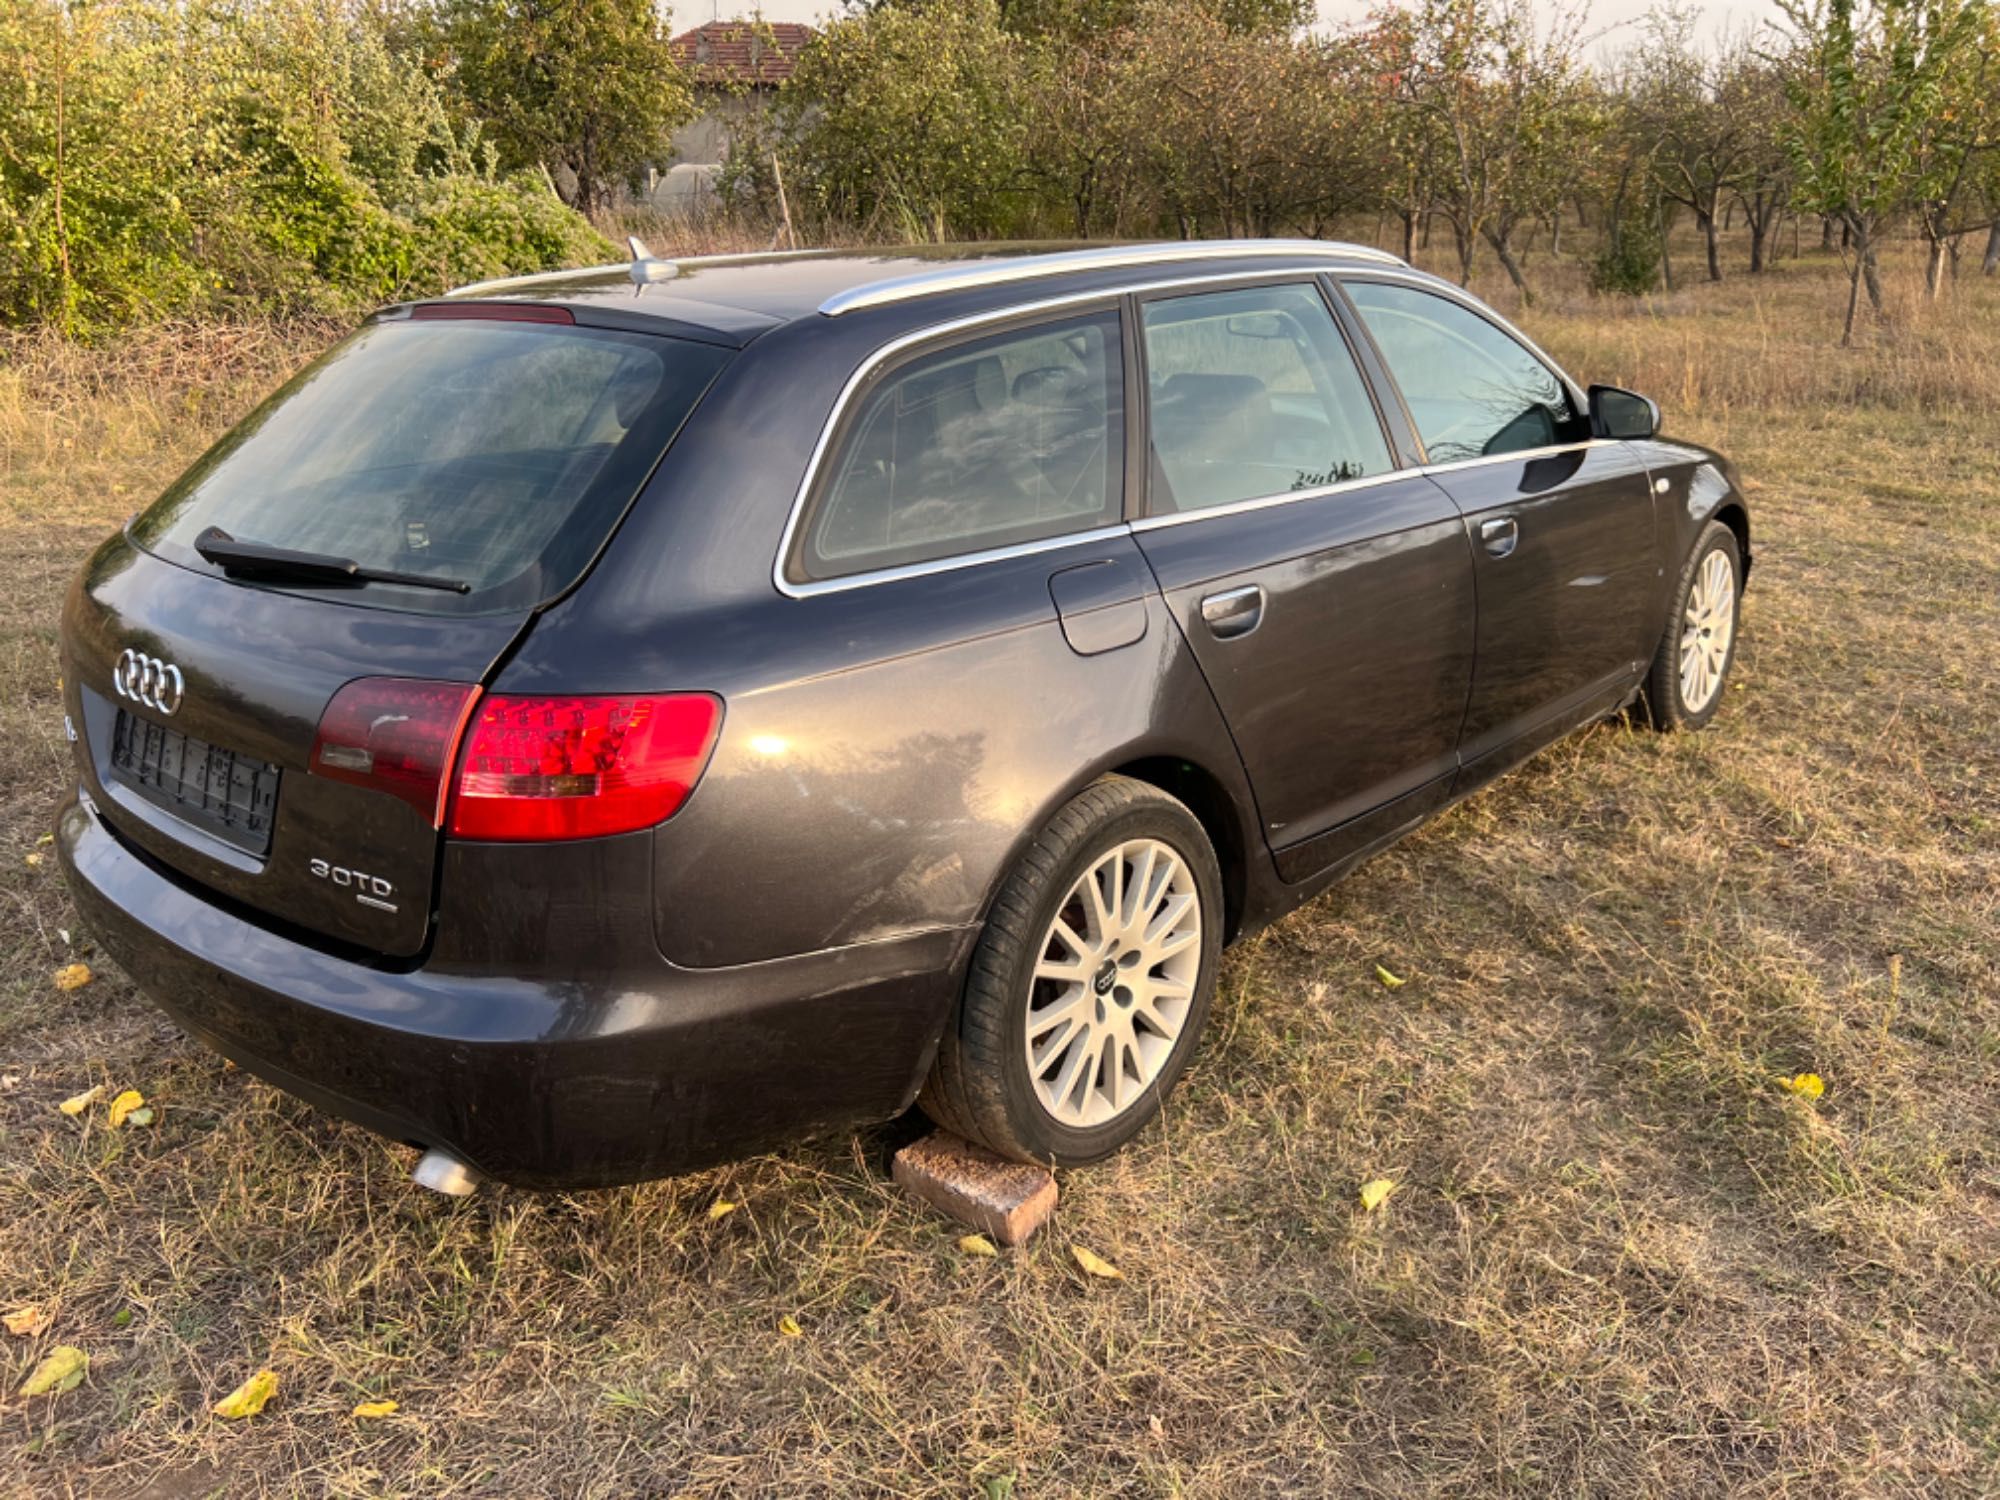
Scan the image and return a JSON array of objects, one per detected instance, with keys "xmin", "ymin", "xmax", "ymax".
[
  {"xmin": 799, "ymin": 309, "xmax": 1124, "ymax": 580},
  {"xmin": 1343, "ymin": 281, "xmax": 1583, "ymax": 462},
  {"xmin": 1139, "ymin": 282, "xmax": 1393, "ymax": 514},
  {"xmin": 131, "ymin": 315, "xmax": 731, "ymax": 614}
]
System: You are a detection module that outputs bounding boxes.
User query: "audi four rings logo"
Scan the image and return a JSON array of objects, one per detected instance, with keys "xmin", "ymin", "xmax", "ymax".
[{"xmin": 114, "ymin": 649, "xmax": 184, "ymax": 716}]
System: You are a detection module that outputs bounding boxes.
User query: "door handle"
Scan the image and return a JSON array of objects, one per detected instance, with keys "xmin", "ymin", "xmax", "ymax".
[
  {"xmin": 1480, "ymin": 516, "xmax": 1520, "ymax": 558},
  {"xmin": 1200, "ymin": 584, "xmax": 1264, "ymax": 639}
]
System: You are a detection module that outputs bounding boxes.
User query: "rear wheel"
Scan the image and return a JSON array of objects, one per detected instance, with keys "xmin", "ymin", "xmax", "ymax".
[
  {"xmin": 921, "ymin": 777, "xmax": 1223, "ymax": 1165},
  {"xmin": 1642, "ymin": 519, "xmax": 1742, "ymax": 731}
]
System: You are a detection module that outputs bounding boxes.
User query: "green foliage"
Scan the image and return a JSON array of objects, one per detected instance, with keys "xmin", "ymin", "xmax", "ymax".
[
  {"xmin": 0, "ymin": 0, "xmax": 613, "ymax": 334},
  {"xmin": 1591, "ymin": 213, "xmax": 1663, "ymax": 294},
  {"xmin": 778, "ymin": 0, "xmax": 1032, "ymax": 238},
  {"xmin": 444, "ymin": 0, "xmax": 695, "ymax": 216}
]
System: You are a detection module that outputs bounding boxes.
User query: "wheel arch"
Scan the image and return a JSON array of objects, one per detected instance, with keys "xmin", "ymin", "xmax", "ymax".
[{"xmin": 1710, "ymin": 499, "xmax": 1752, "ymax": 579}]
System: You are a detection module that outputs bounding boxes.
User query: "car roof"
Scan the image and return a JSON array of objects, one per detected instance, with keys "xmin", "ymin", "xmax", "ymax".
[{"xmin": 421, "ymin": 240, "xmax": 1416, "ymax": 346}]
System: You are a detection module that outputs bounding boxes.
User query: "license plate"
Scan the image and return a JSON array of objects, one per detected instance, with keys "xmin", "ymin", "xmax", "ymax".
[{"xmin": 109, "ymin": 710, "xmax": 280, "ymax": 857}]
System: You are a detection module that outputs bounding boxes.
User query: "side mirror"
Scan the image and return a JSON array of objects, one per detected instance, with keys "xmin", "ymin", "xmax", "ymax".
[{"xmin": 1589, "ymin": 384, "xmax": 1659, "ymax": 441}]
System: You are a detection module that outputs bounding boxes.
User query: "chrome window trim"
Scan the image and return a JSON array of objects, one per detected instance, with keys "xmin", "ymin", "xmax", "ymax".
[
  {"xmin": 817, "ymin": 240, "xmax": 1405, "ymax": 317},
  {"xmin": 772, "ymin": 267, "xmax": 1613, "ymax": 599},
  {"xmin": 780, "ymin": 524, "xmax": 1138, "ymax": 599},
  {"xmin": 447, "ymin": 248, "xmax": 838, "ymax": 298}
]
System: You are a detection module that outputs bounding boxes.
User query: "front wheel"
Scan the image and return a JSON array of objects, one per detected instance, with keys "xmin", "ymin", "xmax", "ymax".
[
  {"xmin": 920, "ymin": 777, "xmax": 1223, "ymax": 1166},
  {"xmin": 1642, "ymin": 519, "xmax": 1743, "ymax": 731}
]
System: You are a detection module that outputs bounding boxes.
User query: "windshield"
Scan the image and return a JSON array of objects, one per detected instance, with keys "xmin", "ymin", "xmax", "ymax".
[{"xmin": 131, "ymin": 315, "xmax": 731, "ymax": 614}]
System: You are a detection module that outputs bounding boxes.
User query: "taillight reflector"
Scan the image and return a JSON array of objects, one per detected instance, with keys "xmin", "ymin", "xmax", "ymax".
[
  {"xmin": 447, "ymin": 693, "xmax": 722, "ymax": 842},
  {"xmin": 310, "ymin": 678, "xmax": 482, "ymax": 827}
]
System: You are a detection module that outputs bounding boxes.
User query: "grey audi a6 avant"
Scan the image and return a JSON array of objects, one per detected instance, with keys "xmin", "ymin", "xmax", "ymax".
[{"xmin": 57, "ymin": 240, "xmax": 1751, "ymax": 1190}]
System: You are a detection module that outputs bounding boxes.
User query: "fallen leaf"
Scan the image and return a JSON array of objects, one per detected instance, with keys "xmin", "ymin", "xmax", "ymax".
[
  {"xmin": 4, "ymin": 1304, "xmax": 51, "ymax": 1337},
  {"xmin": 58, "ymin": 1084, "xmax": 103, "ymax": 1117},
  {"xmin": 36, "ymin": 833, "xmax": 52, "ymax": 846},
  {"xmin": 351, "ymin": 1399, "xmax": 398, "ymax": 1419},
  {"xmin": 1071, "ymin": 1245, "xmax": 1123, "ymax": 1280},
  {"xmin": 1374, "ymin": 964, "xmax": 1405, "ymax": 991},
  {"xmin": 1359, "ymin": 1178, "xmax": 1397, "ymax": 1212},
  {"xmin": 958, "ymin": 1233, "xmax": 998, "ymax": 1258},
  {"xmin": 107, "ymin": 1090, "xmax": 145, "ymax": 1128},
  {"xmin": 1148, "ymin": 1413, "xmax": 1165, "ymax": 1438},
  {"xmin": 1, "ymin": 1073, "xmax": 19, "ymax": 1090},
  {"xmin": 18, "ymin": 1345, "xmax": 87, "ymax": 1396},
  {"xmin": 1778, "ymin": 1072, "xmax": 1826, "ymax": 1100},
  {"xmin": 777, "ymin": 1314, "xmax": 802, "ymax": 1338},
  {"xmin": 53, "ymin": 963, "xmax": 92, "ymax": 992},
  {"xmin": 23, "ymin": 852, "xmax": 42, "ymax": 869},
  {"xmin": 112, "ymin": 1307, "xmax": 133, "ymax": 1328},
  {"xmin": 213, "ymin": 1368, "xmax": 279, "ymax": 1419},
  {"xmin": 706, "ymin": 1198, "xmax": 737, "ymax": 1221},
  {"xmin": 125, "ymin": 1106, "xmax": 156, "ymax": 1127}
]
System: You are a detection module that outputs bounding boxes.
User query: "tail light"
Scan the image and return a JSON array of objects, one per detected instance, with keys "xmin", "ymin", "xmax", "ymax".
[
  {"xmin": 447, "ymin": 693, "xmax": 722, "ymax": 841},
  {"xmin": 310, "ymin": 678, "xmax": 482, "ymax": 826}
]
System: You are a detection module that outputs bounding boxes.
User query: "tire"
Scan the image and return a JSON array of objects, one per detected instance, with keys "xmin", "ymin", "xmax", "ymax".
[
  {"xmin": 1641, "ymin": 519, "xmax": 1743, "ymax": 732},
  {"xmin": 920, "ymin": 776, "xmax": 1224, "ymax": 1166}
]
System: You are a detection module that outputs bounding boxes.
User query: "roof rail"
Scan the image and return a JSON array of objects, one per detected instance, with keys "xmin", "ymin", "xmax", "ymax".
[
  {"xmin": 445, "ymin": 246, "xmax": 841, "ymax": 299},
  {"xmin": 816, "ymin": 240, "xmax": 1405, "ymax": 318}
]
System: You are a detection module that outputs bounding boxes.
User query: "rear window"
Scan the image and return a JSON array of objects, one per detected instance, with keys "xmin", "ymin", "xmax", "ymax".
[{"xmin": 131, "ymin": 315, "xmax": 731, "ymax": 614}]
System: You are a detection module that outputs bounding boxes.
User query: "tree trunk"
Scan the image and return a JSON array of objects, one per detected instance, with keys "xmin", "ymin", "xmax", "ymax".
[
  {"xmin": 1658, "ymin": 201, "xmax": 1675, "ymax": 293},
  {"xmin": 1861, "ymin": 237, "xmax": 1883, "ymax": 311},
  {"xmin": 1702, "ymin": 209, "xmax": 1722, "ymax": 282},
  {"xmin": 1453, "ymin": 219, "xmax": 1475, "ymax": 286},
  {"xmin": 1984, "ymin": 219, "xmax": 2000, "ymax": 275},
  {"xmin": 1484, "ymin": 225, "xmax": 1530, "ymax": 303},
  {"xmin": 1400, "ymin": 208, "xmax": 1416, "ymax": 263},
  {"xmin": 1820, "ymin": 216, "xmax": 1836, "ymax": 251},
  {"xmin": 1924, "ymin": 234, "xmax": 1946, "ymax": 300},
  {"xmin": 1840, "ymin": 250, "xmax": 1863, "ymax": 346},
  {"xmin": 1749, "ymin": 214, "xmax": 1768, "ymax": 273}
]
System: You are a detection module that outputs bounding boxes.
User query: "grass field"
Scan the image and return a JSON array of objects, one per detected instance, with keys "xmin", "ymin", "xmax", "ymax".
[{"xmin": 1, "ymin": 238, "xmax": 1996, "ymax": 1497}]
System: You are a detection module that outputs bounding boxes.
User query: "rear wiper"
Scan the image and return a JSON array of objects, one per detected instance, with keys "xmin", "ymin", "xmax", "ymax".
[{"xmin": 193, "ymin": 527, "xmax": 471, "ymax": 594}]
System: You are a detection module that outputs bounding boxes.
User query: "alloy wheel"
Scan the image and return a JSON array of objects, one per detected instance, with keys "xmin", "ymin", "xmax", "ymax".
[
  {"xmin": 1678, "ymin": 547, "xmax": 1737, "ymax": 714},
  {"xmin": 1023, "ymin": 838, "xmax": 1203, "ymax": 1129}
]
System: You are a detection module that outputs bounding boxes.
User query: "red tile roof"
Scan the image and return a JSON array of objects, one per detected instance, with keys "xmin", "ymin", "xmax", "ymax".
[{"xmin": 670, "ymin": 20, "xmax": 816, "ymax": 87}]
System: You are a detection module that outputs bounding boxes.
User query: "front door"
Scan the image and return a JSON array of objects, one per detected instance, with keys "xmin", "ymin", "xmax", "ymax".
[
  {"xmin": 1341, "ymin": 277, "xmax": 1660, "ymax": 766},
  {"xmin": 1129, "ymin": 280, "xmax": 1477, "ymax": 878}
]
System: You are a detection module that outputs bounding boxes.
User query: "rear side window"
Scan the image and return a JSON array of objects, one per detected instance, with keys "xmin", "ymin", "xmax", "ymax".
[
  {"xmin": 1139, "ymin": 283, "xmax": 1393, "ymax": 514},
  {"xmin": 801, "ymin": 310, "xmax": 1123, "ymax": 579},
  {"xmin": 1344, "ymin": 281, "xmax": 1582, "ymax": 463},
  {"xmin": 131, "ymin": 316, "xmax": 730, "ymax": 614}
]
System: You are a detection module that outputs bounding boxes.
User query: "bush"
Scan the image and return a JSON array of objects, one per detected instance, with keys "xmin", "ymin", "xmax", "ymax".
[
  {"xmin": 1591, "ymin": 216, "xmax": 1664, "ymax": 296},
  {"xmin": 0, "ymin": 0, "xmax": 613, "ymax": 334}
]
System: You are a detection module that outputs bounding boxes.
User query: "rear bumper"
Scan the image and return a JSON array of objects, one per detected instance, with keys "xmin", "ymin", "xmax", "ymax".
[{"xmin": 57, "ymin": 789, "xmax": 970, "ymax": 1188}]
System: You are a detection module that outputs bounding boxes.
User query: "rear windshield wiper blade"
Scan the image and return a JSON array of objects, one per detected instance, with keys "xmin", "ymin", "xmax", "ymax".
[{"xmin": 193, "ymin": 526, "xmax": 471, "ymax": 594}]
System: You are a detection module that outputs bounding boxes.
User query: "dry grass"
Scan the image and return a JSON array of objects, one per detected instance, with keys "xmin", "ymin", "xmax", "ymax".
[{"xmin": 1, "ymin": 237, "xmax": 1996, "ymax": 1498}]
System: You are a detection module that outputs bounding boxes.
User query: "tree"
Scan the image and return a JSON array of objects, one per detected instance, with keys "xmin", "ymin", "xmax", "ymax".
[
  {"xmin": 444, "ymin": 0, "xmax": 693, "ymax": 217},
  {"xmin": 779, "ymin": 0, "xmax": 1030, "ymax": 237},
  {"xmin": 1632, "ymin": 9, "xmax": 1759, "ymax": 281},
  {"xmin": 1777, "ymin": 0, "xmax": 1989, "ymax": 341},
  {"xmin": 1401, "ymin": 0, "xmax": 1596, "ymax": 299}
]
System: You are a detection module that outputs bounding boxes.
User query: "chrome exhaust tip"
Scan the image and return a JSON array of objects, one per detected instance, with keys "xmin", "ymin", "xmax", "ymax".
[{"xmin": 412, "ymin": 1148, "xmax": 482, "ymax": 1197}]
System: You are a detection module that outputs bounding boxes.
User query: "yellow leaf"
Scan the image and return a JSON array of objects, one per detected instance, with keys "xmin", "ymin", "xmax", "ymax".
[
  {"xmin": 36, "ymin": 832, "xmax": 52, "ymax": 846},
  {"xmin": 1778, "ymin": 1072, "xmax": 1826, "ymax": 1100},
  {"xmin": 18, "ymin": 1345, "xmax": 87, "ymax": 1396},
  {"xmin": 1359, "ymin": 1178, "xmax": 1397, "ymax": 1212},
  {"xmin": 58, "ymin": 1084, "xmax": 103, "ymax": 1117},
  {"xmin": 107, "ymin": 1090, "xmax": 145, "ymax": 1128},
  {"xmin": 1374, "ymin": 964, "xmax": 1406, "ymax": 991},
  {"xmin": 777, "ymin": 1314, "xmax": 802, "ymax": 1338},
  {"xmin": 1071, "ymin": 1245, "xmax": 1123, "ymax": 1280},
  {"xmin": 24, "ymin": 852, "xmax": 42, "ymax": 869},
  {"xmin": 958, "ymin": 1233, "xmax": 998, "ymax": 1257},
  {"xmin": 53, "ymin": 963, "xmax": 92, "ymax": 992},
  {"xmin": 213, "ymin": 1368, "xmax": 279, "ymax": 1419},
  {"xmin": 4, "ymin": 1304, "xmax": 52, "ymax": 1337},
  {"xmin": 706, "ymin": 1198, "xmax": 737, "ymax": 1221},
  {"xmin": 351, "ymin": 1399, "xmax": 398, "ymax": 1419}
]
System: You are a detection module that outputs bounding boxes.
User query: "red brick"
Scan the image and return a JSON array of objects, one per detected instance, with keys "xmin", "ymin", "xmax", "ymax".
[{"xmin": 893, "ymin": 1131, "xmax": 1058, "ymax": 1246}]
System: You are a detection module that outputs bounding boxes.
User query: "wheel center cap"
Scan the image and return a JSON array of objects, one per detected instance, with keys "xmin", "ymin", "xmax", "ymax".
[{"xmin": 1093, "ymin": 958, "xmax": 1118, "ymax": 995}]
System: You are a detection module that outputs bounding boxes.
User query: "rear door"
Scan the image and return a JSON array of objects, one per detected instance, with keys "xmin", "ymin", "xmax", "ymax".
[
  {"xmin": 63, "ymin": 309, "xmax": 730, "ymax": 956},
  {"xmin": 1129, "ymin": 279, "xmax": 1477, "ymax": 876},
  {"xmin": 1340, "ymin": 278, "xmax": 1659, "ymax": 766}
]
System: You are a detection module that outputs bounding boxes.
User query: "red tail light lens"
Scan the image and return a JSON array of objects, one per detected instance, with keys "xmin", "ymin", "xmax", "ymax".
[
  {"xmin": 447, "ymin": 693, "xmax": 722, "ymax": 842},
  {"xmin": 310, "ymin": 678, "xmax": 482, "ymax": 826}
]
